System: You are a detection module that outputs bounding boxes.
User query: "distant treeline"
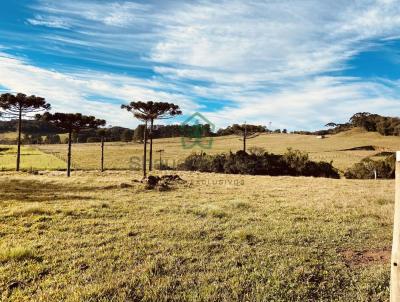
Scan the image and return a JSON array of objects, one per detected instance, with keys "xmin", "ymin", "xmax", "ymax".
[
  {"xmin": 0, "ymin": 119, "xmax": 59, "ymax": 134},
  {"xmin": 1, "ymin": 119, "xmax": 274, "ymax": 144},
  {"xmin": 0, "ymin": 119, "xmax": 136, "ymax": 144},
  {"xmin": 295, "ymin": 112, "xmax": 400, "ymax": 136},
  {"xmin": 346, "ymin": 112, "xmax": 400, "ymax": 136},
  {"xmin": 81, "ymin": 124, "xmax": 274, "ymax": 143},
  {"xmin": 2, "ymin": 112, "xmax": 398, "ymax": 144},
  {"xmin": 216, "ymin": 124, "xmax": 279, "ymax": 135}
]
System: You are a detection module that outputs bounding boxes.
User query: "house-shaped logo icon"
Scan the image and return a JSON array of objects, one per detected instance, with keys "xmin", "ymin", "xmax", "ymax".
[{"xmin": 180, "ymin": 112, "xmax": 215, "ymax": 149}]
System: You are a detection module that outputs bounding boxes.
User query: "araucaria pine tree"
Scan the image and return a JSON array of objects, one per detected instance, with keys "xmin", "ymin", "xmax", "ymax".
[
  {"xmin": 0, "ymin": 93, "xmax": 51, "ymax": 171},
  {"xmin": 147, "ymin": 102, "xmax": 181, "ymax": 171},
  {"xmin": 36, "ymin": 113, "xmax": 106, "ymax": 177},
  {"xmin": 121, "ymin": 101, "xmax": 182, "ymax": 178}
]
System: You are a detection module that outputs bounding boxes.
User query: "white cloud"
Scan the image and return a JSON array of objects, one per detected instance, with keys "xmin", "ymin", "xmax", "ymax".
[
  {"xmin": 2, "ymin": 0, "xmax": 400, "ymax": 130},
  {"xmin": 29, "ymin": 1, "xmax": 150, "ymax": 28},
  {"xmin": 0, "ymin": 52, "xmax": 198, "ymax": 127},
  {"xmin": 202, "ymin": 76, "xmax": 400, "ymax": 130},
  {"xmin": 150, "ymin": 0, "xmax": 400, "ymax": 85},
  {"xmin": 27, "ymin": 15, "xmax": 70, "ymax": 29}
]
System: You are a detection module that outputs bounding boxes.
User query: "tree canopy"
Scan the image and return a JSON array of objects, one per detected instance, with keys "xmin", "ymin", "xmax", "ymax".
[
  {"xmin": 36, "ymin": 112, "xmax": 106, "ymax": 132},
  {"xmin": 0, "ymin": 93, "xmax": 50, "ymax": 117},
  {"xmin": 121, "ymin": 101, "xmax": 182, "ymax": 121},
  {"xmin": 328, "ymin": 112, "xmax": 400, "ymax": 136}
]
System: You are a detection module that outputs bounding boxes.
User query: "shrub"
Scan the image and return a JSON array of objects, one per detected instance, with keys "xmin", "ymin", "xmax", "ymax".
[
  {"xmin": 211, "ymin": 153, "xmax": 227, "ymax": 173},
  {"xmin": 223, "ymin": 151, "xmax": 258, "ymax": 174},
  {"xmin": 282, "ymin": 148, "xmax": 309, "ymax": 175},
  {"xmin": 179, "ymin": 149, "xmax": 339, "ymax": 178},
  {"xmin": 303, "ymin": 161, "xmax": 340, "ymax": 178},
  {"xmin": 344, "ymin": 156, "xmax": 395, "ymax": 179},
  {"xmin": 178, "ymin": 152, "xmax": 214, "ymax": 172},
  {"xmin": 248, "ymin": 146, "xmax": 266, "ymax": 156},
  {"xmin": 155, "ymin": 162, "xmax": 175, "ymax": 170}
]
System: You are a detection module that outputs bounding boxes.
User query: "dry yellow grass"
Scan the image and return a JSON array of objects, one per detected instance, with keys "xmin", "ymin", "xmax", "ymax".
[
  {"xmin": 0, "ymin": 171, "xmax": 393, "ymax": 301},
  {"xmin": 0, "ymin": 146, "xmax": 65, "ymax": 171}
]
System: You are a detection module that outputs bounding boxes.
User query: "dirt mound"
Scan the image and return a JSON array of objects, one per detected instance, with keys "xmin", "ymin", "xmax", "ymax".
[
  {"xmin": 341, "ymin": 247, "xmax": 390, "ymax": 267},
  {"xmin": 144, "ymin": 175, "xmax": 186, "ymax": 191}
]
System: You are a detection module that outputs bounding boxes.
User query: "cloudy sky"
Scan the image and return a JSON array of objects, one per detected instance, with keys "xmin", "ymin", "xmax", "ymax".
[{"xmin": 1, "ymin": 0, "xmax": 400, "ymax": 130}]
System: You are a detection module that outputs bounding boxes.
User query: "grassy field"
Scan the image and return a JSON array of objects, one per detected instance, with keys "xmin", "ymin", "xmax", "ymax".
[
  {"xmin": 0, "ymin": 146, "xmax": 65, "ymax": 171},
  {"xmin": 0, "ymin": 171, "xmax": 394, "ymax": 301},
  {"xmin": 0, "ymin": 128, "xmax": 398, "ymax": 173},
  {"xmin": 0, "ymin": 132, "xmax": 69, "ymax": 142}
]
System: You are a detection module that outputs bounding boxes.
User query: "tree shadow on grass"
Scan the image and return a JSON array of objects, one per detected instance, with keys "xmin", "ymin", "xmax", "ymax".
[{"xmin": 0, "ymin": 179, "xmax": 98, "ymax": 202}]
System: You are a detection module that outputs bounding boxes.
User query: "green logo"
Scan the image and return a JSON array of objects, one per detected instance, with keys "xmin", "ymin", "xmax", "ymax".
[{"xmin": 180, "ymin": 112, "xmax": 215, "ymax": 149}]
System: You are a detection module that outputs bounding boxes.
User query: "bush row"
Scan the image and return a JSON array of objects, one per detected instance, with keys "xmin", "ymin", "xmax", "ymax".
[{"xmin": 178, "ymin": 148, "xmax": 340, "ymax": 178}]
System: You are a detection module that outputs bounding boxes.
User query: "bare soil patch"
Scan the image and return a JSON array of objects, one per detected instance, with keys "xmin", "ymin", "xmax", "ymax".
[{"xmin": 341, "ymin": 247, "xmax": 390, "ymax": 267}]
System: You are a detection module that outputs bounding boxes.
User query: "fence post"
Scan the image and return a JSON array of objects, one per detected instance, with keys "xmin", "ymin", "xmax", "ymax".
[{"xmin": 391, "ymin": 151, "xmax": 400, "ymax": 301}]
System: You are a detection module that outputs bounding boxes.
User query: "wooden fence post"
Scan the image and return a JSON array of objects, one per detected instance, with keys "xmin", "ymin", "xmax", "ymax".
[{"xmin": 391, "ymin": 151, "xmax": 400, "ymax": 301}]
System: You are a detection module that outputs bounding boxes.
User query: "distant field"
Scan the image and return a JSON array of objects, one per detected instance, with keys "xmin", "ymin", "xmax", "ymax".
[
  {"xmin": 1, "ymin": 128, "xmax": 400, "ymax": 172},
  {"xmin": 0, "ymin": 132, "xmax": 68, "ymax": 142},
  {"xmin": 0, "ymin": 171, "xmax": 393, "ymax": 301},
  {"xmin": 0, "ymin": 146, "xmax": 65, "ymax": 171}
]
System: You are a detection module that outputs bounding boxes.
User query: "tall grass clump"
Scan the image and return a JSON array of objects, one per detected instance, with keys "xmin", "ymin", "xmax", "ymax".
[{"xmin": 0, "ymin": 246, "xmax": 35, "ymax": 262}]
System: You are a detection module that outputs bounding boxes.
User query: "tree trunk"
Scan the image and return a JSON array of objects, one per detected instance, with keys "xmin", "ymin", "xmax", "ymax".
[
  {"xmin": 101, "ymin": 137, "xmax": 104, "ymax": 172},
  {"xmin": 143, "ymin": 121, "xmax": 148, "ymax": 179},
  {"xmin": 67, "ymin": 131, "xmax": 72, "ymax": 177},
  {"xmin": 16, "ymin": 107, "xmax": 22, "ymax": 171},
  {"xmin": 243, "ymin": 124, "xmax": 247, "ymax": 153},
  {"xmin": 149, "ymin": 118, "xmax": 154, "ymax": 171},
  {"xmin": 391, "ymin": 151, "xmax": 400, "ymax": 301}
]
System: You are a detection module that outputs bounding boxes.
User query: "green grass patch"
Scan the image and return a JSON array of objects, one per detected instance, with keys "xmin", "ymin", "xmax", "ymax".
[
  {"xmin": 0, "ymin": 145, "xmax": 66, "ymax": 171},
  {"xmin": 0, "ymin": 246, "xmax": 36, "ymax": 262}
]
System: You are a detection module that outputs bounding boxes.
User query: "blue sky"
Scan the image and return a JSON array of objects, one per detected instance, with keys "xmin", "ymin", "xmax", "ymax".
[{"xmin": 1, "ymin": 0, "xmax": 400, "ymax": 130}]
